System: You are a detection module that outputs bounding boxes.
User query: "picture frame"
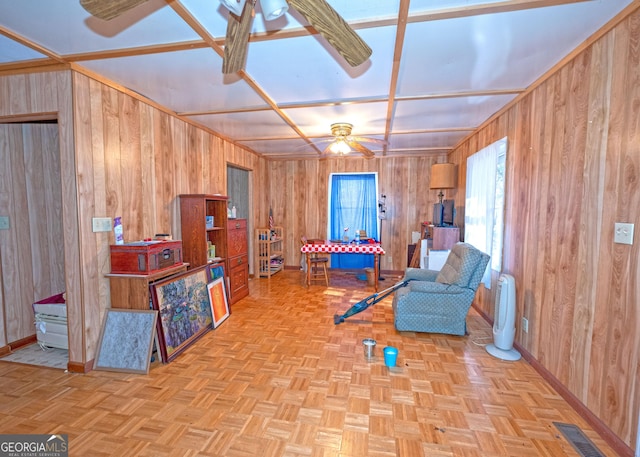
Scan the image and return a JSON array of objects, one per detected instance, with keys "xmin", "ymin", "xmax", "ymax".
[
  {"xmin": 207, "ymin": 277, "xmax": 230, "ymax": 328},
  {"xmin": 94, "ymin": 309, "xmax": 157, "ymax": 374},
  {"xmin": 207, "ymin": 262, "xmax": 226, "ymax": 282},
  {"xmin": 151, "ymin": 265, "xmax": 213, "ymax": 363}
]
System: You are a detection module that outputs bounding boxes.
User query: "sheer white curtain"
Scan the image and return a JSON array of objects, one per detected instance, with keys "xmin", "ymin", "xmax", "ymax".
[{"xmin": 464, "ymin": 137, "xmax": 507, "ymax": 288}]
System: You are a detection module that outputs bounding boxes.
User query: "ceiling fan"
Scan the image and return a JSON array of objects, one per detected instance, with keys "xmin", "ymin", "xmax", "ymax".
[
  {"xmin": 321, "ymin": 123, "xmax": 385, "ymax": 159},
  {"xmin": 79, "ymin": 0, "xmax": 372, "ymax": 74}
]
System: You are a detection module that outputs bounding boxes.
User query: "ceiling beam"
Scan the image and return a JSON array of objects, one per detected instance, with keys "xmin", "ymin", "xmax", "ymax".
[
  {"xmin": 382, "ymin": 0, "xmax": 410, "ymax": 156},
  {"xmin": 0, "ymin": 25, "xmax": 67, "ymax": 65},
  {"xmin": 2, "ymin": 0, "xmax": 593, "ymax": 67}
]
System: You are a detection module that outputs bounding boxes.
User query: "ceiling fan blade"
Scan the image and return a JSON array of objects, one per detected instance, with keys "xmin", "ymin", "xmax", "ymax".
[
  {"xmin": 348, "ymin": 141, "xmax": 374, "ymax": 159},
  {"xmin": 350, "ymin": 136, "xmax": 387, "ymax": 145},
  {"xmin": 80, "ymin": 0, "xmax": 149, "ymax": 20},
  {"xmin": 222, "ymin": 1, "xmax": 255, "ymax": 74},
  {"xmin": 287, "ymin": 0, "xmax": 371, "ymax": 67}
]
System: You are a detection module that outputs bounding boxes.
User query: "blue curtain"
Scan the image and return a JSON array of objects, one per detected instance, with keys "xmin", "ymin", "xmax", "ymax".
[{"xmin": 329, "ymin": 174, "xmax": 378, "ymax": 269}]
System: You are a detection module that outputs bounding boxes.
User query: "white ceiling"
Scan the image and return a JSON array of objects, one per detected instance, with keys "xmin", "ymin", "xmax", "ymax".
[{"xmin": 0, "ymin": 0, "xmax": 634, "ymax": 159}]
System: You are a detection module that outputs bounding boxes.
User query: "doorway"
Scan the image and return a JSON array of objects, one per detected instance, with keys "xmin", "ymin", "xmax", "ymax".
[
  {"xmin": 227, "ymin": 164, "xmax": 252, "ymax": 274},
  {"xmin": 0, "ymin": 120, "xmax": 68, "ymax": 368}
]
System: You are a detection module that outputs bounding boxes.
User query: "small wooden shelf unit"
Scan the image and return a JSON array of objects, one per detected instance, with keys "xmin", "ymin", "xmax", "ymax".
[{"xmin": 256, "ymin": 227, "xmax": 284, "ymax": 277}]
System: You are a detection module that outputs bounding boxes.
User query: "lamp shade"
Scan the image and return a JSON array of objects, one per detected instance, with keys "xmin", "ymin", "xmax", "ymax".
[
  {"xmin": 430, "ymin": 163, "xmax": 456, "ymax": 189},
  {"xmin": 219, "ymin": 0, "xmax": 246, "ymax": 16},
  {"xmin": 261, "ymin": 0, "xmax": 288, "ymax": 20}
]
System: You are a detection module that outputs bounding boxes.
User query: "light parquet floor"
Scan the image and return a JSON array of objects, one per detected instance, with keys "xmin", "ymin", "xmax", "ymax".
[{"xmin": 0, "ymin": 270, "xmax": 618, "ymax": 456}]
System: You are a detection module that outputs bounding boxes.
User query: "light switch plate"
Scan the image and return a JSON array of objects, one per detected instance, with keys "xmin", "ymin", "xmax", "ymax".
[
  {"xmin": 0, "ymin": 216, "xmax": 9, "ymax": 230},
  {"xmin": 92, "ymin": 217, "xmax": 112, "ymax": 233},
  {"xmin": 614, "ymin": 222, "xmax": 634, "ymax": 245}
]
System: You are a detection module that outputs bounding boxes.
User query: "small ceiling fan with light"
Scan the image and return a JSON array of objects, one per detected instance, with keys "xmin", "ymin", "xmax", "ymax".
[
  {"xmin": 79, "ymin": 0, "xmax": 372, "ymax": 74},
  {"xmin": 320, "ymin": 123, "xmax": 385, "ymax": 159}
]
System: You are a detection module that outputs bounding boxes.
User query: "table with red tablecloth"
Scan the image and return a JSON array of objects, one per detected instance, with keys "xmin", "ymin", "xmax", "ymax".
[{"xmin": 300, "ymin": 241, "xmax": 385, "ymax": 290}]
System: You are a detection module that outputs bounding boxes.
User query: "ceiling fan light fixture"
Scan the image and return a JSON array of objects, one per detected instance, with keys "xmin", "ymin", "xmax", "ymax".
[
  {"xmin": 330, "ymin": 139, "xmax": 351, "ymax": 155},
  {"xmin": 260, "ymin": 0, "xmax": 288, "ymax": 20},
  {"xmin": 219, "ymin": 0, "xmax": 246, "ymax": 16}
]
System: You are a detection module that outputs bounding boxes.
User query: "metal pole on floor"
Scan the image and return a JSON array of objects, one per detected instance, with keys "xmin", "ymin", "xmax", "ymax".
[{"xmin": 378, "ymin": 194, "xmax": 386, "ymax": 281}]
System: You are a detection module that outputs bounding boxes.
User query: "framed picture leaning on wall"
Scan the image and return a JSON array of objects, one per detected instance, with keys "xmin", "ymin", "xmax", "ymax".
[
  {"xmin": 151, "ymin": 265, "xmax": 213, "ymax": 363},
  {"xmin": 208, "ymin": 277, "xmax": 230, "ymax": 328}
]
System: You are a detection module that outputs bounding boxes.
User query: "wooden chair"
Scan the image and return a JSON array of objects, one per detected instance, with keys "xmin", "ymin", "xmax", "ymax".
[{"xmin": 301, "ymin": 237, "xmax": 329, "ymax": 286}]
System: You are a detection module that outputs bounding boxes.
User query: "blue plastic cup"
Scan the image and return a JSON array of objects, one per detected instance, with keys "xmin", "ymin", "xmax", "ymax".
[{"xmin": 383, "ymin": 346, "xmax": 398, "ymax": 367}]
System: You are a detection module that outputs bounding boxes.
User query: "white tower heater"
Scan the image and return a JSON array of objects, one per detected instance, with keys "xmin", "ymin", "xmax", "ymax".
[{"xmin": 486, "ymin": 274, "xmax": 521, "ymax": 361}]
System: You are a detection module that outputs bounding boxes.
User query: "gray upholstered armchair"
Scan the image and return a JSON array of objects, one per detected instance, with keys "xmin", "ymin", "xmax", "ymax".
[{"xmin": 392, "ymin": 242, "xmax": 490, "ymax": 335}]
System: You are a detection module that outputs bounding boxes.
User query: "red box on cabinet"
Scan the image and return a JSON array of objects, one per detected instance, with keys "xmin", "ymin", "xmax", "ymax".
[{"xmin": 110, "ymin": 240, "xmax": 183, "ymax": 275}]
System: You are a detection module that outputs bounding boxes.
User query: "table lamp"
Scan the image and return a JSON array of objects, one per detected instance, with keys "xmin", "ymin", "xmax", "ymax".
[
  {"xmin": 430, "ymin": 163, "xmax": 456, "ymax": 226},
  {"xmin": 430, "ymin": 163, "xmax": 456, "ymax": 204}
]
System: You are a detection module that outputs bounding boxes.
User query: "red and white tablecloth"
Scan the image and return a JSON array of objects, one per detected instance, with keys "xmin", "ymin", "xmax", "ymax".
[{"xmin": 301, "ymin": 241, "xmax": 385, "ymax": 255}]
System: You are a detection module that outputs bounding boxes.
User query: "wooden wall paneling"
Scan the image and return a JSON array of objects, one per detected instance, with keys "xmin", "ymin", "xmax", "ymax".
[
  {"xmin": 74, "ymin": 72, "xmax": 103, "ymax": 363},
  {"xmin": 588, "ymin": 16, "xmax": 629, "ymax": 427},
  {"xmin": 211, "ymin": 136, "xmax": 227, "ymax": 194},
  {"xmin": 87, "ymin": 77, "xmax": 112, "ymax": 339},
  {"xmin": 103, "ymin": 84, "xmax": 124, "ymax": 225},
  {"xmin": 2, "ymin": 125, "xmax": 31, "ymax": 342},
  {"xmin": 315, "ymin": 159, "xmax": 329, "ymax": 242},
  {"xmin": 614, "ymin": 25, "xmax": 640, "ymax": 444},
  {"xmin": 381, "ymin": 157, "xmax": 408, "ymax": 271},
  {"xmin": 119, "ymin": 94, "xmax": 143, "ymax": 240},
  {"xmin": 171, "ymin": 119, "xmax": 188, "ymax": 195},
  {"xmin": 265, "ymin": 155, "xmax": 447, "ymax": 272},
  {"xmin": 190, "ymin": 125, "xmax": 205, "ymax": 195},
  {"xmin": 511, "ymin": 95, "xmax": 539, "ymax": 351},
  {"xmin": 557, "ymin": 51, "xmax": 591, "ymax": 386},
  {"xmin": 24, "ymin": 126, "xmax": 45, "ymax": 297},
  {"xmin": 0, "ymin": 125, "xmax": 12, "ymax": 346},
  {"xmin": 23, "ymin": 125, "xmax": 45, "ymax": 297},
  {"xmin": 5, "ymin": 74, "xmax": 28, "ymax": 115},
  {"xmin": 531, "ymin": 75, "xmax": 559, "ymax": 368},
  {"xmin": 157, "ymin": 113, "xmax": 176, "ymax": 239},
  {"xmin": 11, "ymin": 126, "xmax": 31, "ymax": 340},
  {"xmin": 569, "ymin": 33, "xmax": 613, "ymax": 402},
  {"xmin": 140, "ymin": 104, "xmax": 157, "ymax": 239},
  {"xmin": 56, "ymin": 71, "xmax": 83, "ymax": 367},
  {"xmin": 252, "ymin": 157, "xmax": 268, "ymax": 235},
  {"xmin": 449, "ymin": 9, "xmax": 640, "ymax": 451},
  {"xmin": 32, "ymin": 123, "xmax": 65, "ymax": 296},
  {"xmin": 39, "ymin": 125, "xmax": 65, "ymax": 298},
  {"xmin": 595, "ymin": 13, "xmax": 640, "ymax": 442},
  {"xmin": 308, "ymin": 159, "xmax": 324, "ymax": 243},
  {"xmin": 294, "ymin": 160, "xmax": 310, "ymax": 254}
]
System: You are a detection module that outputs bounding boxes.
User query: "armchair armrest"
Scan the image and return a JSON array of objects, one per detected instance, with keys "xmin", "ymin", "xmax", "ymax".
[
  {"xmin": 407, "ymin": 281, "xmax": 468, "ymax": 295},
  {"xmin": 403, "ymin": 267, "xmax": 438, "ymax": 282}
]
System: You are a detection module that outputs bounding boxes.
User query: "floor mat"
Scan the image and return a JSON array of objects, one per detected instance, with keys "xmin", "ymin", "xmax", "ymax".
[{"xmin": 1, "ymin": 343, "xmax": 68, "ymax": 370}]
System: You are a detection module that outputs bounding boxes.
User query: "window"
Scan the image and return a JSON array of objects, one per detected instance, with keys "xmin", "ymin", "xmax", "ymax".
[
  {"xmin": 328, "ymin": 173, "xmax": 379, "ymax": 269},
  {"xmin": 464, "ymin": 137, "xmax": 507, "ymax": 288}
]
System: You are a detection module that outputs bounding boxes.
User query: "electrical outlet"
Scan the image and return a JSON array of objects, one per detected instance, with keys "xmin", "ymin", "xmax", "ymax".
[
  {"xmin": 92, "ymin": 217, "xmax": 112, "ymax": 233},
  {"xmin": 614, "ymin": 222, "xmax": 634, "ymax": 245},
  {"xmin": 0, "ymin": 216, "xmax": 9, "ymax": 230},
  {"xmin": 522, "ymin": 317, "xmax": 529, "ymax": 333}
]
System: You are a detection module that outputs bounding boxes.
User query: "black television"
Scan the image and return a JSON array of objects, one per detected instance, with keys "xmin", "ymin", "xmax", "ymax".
[{"xmin": 433, "ymin": 199, "xmax": 455, "ymax": 226}]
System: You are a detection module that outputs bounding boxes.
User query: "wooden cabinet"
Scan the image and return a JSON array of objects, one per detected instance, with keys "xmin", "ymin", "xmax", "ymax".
[
  {"xmin": 179, "ymin": 194, "xmax": 228, "ymax": 269},
  {"xmin": 227, "ymin": 219, "xmax": 249, "ymax": 304},
  {"xmin": 256, "ymin": 227, "xmax": 284, "ymax": 277},
  {"xmin": 432, "ymin": 226, "xmax": 460, "ymax": 251},
  {"xmin": 106, "ymin": 263, "xmax": 188, "ymax": 310}
]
